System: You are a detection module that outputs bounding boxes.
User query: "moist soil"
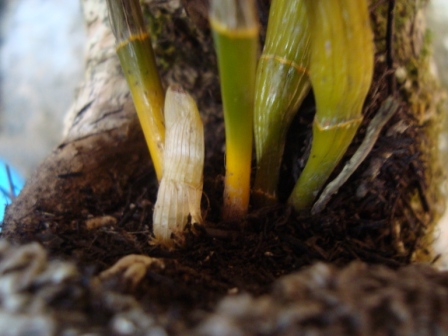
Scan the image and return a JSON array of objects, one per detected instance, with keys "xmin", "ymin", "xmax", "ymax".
[
  {"xmin": 0, "ymin": 0, "xmax": 443, "ymax": 334},
  {"xmin": 22, "ymin": 72, "xmax": 430, "ymax": 331}
]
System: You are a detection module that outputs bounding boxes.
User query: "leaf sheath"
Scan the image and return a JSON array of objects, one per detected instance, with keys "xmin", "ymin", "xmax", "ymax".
[
  {"xmin": 253, "ymin": 0, "xmax": 311, "ymax": 206},
  {"xmin": 289, "ymin": 0, "xmax": 374, "ymax": 211}
]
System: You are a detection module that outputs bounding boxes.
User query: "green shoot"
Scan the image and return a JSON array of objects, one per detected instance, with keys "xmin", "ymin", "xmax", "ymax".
[
  {"xmin": 210, "ymin": 0, "xmax": 259, "ymax": 220},
  {"xmin": 288, "ymin": 0, "xmax": 374, "ymax": 211},
  {"xmin": 253, "ymin": 0, "xmax": 311, "ymax": 207},
  {"xmin": 106, "ymin": 0, "xmax": 165, "ymax": 181}
]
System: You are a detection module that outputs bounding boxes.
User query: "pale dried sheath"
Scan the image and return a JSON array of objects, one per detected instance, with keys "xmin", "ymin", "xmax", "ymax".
[{"xmin": 152, "ymin": 85, "xmax": 204, "ymax": 247}]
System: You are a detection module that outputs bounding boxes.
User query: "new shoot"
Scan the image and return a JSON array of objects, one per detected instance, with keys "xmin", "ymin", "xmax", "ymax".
[
  {"xmin": 288, "ymin": 0, "xmax": 374, "ymax": 211},
  {"xmin": 253, "ymin": 0, "xmax": 311, "ymax": 206},
  {"xmin": 210, "ymin": 0, "xmax": 259, "ymax": 220},
  {"xmin": 152, "ymin": 85, "xmax": 204, "ymax": 248},
  {"xmin": 106, "ymin": 0, "xmax": 165, "ymax": 180}
]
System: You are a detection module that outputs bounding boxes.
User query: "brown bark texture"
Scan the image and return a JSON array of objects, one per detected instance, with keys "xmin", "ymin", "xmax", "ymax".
[{"xmin": 0, "ymin": 0, "xmax": 447, "ymax": 334}]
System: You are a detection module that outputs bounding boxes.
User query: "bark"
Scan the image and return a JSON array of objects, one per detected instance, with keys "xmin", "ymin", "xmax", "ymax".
[
  {"xmin": 0, "ymin": 0, "xmax": 448, "ymax": 334},
  {"xmin": 2, "ymin": 0, "xmax": 151, "ymax": 239}
]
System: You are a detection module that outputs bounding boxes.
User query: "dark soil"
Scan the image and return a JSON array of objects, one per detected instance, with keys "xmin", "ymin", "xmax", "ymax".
[
  {"xmin": 0, "ymin": 0, "xmax": 443, "ymax": 334},
  {"xmin": 27, "ymin": 62, "xmax": 430, "ymax": 331}
]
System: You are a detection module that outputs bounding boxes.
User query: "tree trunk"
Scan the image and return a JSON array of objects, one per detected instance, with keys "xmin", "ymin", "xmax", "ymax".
[{"xmin": 1, "ymin": 0, "xmax": 447, "ymax": 334}]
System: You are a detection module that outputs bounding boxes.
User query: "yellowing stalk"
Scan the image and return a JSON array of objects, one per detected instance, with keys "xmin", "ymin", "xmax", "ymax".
[
  {"xmin": 210, "ymin": 0, "xmax": 259, "ymax": 220},
  {"xmin": 253, "ymin": 0, "xmax": 311, "ymax": 206},
  {"xmin": 106, "ymin": 0, "xmax": 165, "ymax": 180},
  {"xmin": 288, "ymin": 0, "xmax": 374, "ymax": 211},
  {"xmin": 152, "ymin": 85, "xmax": 204, "ymax": 248}
]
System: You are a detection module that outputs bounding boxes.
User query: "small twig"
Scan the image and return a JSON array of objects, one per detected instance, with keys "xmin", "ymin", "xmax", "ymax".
[
  {"xmin": 5, "ymin": 165, "xmax": 16, "ymax": 200},
  {"xmin": 312, "ymin": 97, "xmax": 400, "ymax": 215},
  {"xmin": 0, "ymin": 186, "xmax": 10, "ymax": 199}
]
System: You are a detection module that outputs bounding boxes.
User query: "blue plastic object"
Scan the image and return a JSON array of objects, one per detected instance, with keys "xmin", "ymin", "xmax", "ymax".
[{"xmin": 0, "ymin": 160, "xmax": 25, "ymax": 223}]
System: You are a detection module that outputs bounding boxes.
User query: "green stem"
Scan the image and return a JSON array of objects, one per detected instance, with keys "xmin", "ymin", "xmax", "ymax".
[
  {"xmin": 253, "ymin": 0, "xmax": 311, "ymax": 207},
  {"xmin": 210, "ymin": 0, "xmax": 258, "ymax": 220},
  {"xmin": 288, "ymin": 0, "xmax": 374, "ymax": 211},
  {"xmin": 106, "ymin": 0, "xmax": 165, "ymax": 181}
]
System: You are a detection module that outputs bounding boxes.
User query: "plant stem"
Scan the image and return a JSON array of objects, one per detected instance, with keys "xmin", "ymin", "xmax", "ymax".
[
  {"xmin": 106, "ymin": 0, "xmax": 165, "ymax": 181},
  {"xmin": 288, "ymin": 0, "xmax": 374, "ymax": 211},
  {"xmin": 311, "ymin": 98, "xmax": 400, "ymax": 214},
  {"xmin": 252, "ymin": 0, "xmax": 311, "ymax": 207},
  {"xmin": 210, "ymin": 0, "xmax": 258, "ymax": 220}
]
